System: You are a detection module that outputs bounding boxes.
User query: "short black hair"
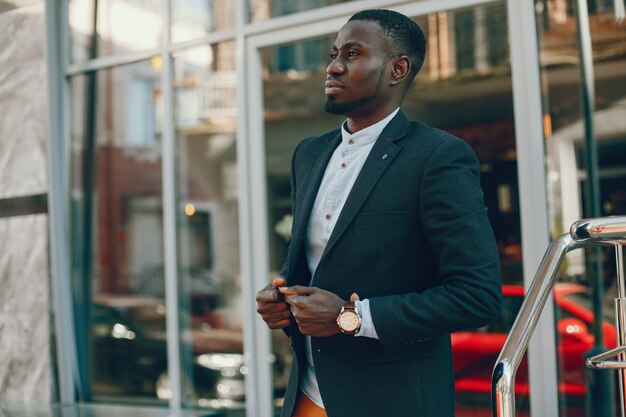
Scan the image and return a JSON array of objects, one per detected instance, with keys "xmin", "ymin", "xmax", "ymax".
[{"xmin": 348, "ymin": 9, "xmax": 426, "ymax": 83}]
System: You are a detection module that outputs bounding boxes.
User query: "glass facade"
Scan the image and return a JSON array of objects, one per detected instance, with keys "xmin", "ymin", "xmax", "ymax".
[
  {"xmin": 538, "ymin": 1, "xmax": 626, "ymax": 416},
  {"xmin": 61, "ymin": 0, "xmax": 626, "ymax": 415},
  {"xmin": 1, "ymin": 0, "xmax": 623, "ymax": 415}
]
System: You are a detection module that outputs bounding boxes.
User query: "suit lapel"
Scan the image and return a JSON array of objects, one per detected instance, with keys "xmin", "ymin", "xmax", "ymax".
[
  {"xmin": 320, "ymin": 111, "xmax": 410, "ymax": 263},
  {"xmin": 288, "ymin": 132, "xmax": 341, "ymax": 283}
]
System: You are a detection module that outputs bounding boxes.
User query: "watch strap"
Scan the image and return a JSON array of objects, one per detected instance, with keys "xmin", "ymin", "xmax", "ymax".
[{"xmin": 343, "ymin": 301, "xmax": 356, "ymax": 311}]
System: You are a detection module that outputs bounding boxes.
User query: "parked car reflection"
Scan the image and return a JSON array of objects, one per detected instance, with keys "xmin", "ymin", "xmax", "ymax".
[
  {"xmin": 91, "ymin": 295, "xmax": 288, "ymax": 408},
  {"xmin": 453, "ymin": 283, "xmax": 617, "ymax": 416}
]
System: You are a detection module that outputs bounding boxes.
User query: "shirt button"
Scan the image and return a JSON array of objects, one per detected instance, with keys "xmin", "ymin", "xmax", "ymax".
[
  {"xmin": 348, "ymin": 139, "xmax": 354, "ymax": 145},
  {"xmin": 325, "ymin": 214, "xmax": 331, "ymax": 220},
  {"xmin": 341, "ymin": 162, "xmax": 347, "ymax": 168}
]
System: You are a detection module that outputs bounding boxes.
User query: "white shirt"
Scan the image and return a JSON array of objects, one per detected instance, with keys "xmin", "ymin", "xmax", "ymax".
[{"xmin": 300, "ymin": 108, "xmax": 399, "ymax": 408}]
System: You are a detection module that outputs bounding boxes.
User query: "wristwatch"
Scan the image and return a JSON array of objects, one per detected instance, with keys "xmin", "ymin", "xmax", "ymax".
[{"xmin": 336, "ymin": 301, "xmax": 362, "ymax": 335}]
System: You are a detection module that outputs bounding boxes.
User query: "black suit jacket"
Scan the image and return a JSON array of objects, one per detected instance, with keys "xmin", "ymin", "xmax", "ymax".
[{"xmin": 280, "ymin": 111, "xmax": 502, "ymax": 417}]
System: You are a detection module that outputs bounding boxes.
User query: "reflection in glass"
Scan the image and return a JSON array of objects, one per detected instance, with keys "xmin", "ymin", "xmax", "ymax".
[
  {"xmin": 171, "ymin": 0, "xmax": 235, "ymax": 44},
  {"xmin": 260, "ymin": 2, "xmax": 522, "ymax": 415},
  {"xmin": 69, "ymin": 0, "xmax": 163, "ymax": 63},
  {"xmin": 539, "ymin": 2, "xmax": 626, "ymax": 416},
  {"xmin": 70, "ymin": 60, "xmax": 165, "ymax": 402},
  {"xmin": 248, "ymin": 0, "xmax": 353, "ymax": 23},
  {"xmin": 173, "ymin": 43, "xmax": 254, "ymax": 412}
]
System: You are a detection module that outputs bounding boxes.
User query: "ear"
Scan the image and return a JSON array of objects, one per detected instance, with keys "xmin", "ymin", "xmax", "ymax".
[{"xmin": 389, "ymin": 55, "xmax": 411, "ymax": 86}]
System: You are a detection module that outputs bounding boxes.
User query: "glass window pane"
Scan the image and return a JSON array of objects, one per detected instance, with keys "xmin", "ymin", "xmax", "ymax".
[
  {"xmin": 69, "ymin": 0, "xmax": 163, "ymax": 63},
  {"xmin": 540, "ymin": 1, "xmax": 626, "ymax": 415},
  {"xmin": 69, "ymin": 60, "xmax": 166, "ymax": 404},
  {"xmin": 171, "ymin": 0, "xmax": 235, "ymax": 44},
  {"xmin": 248, "ymin": 0, "xmax": 354, "ymax": 23},
  {"xmin": 172, "ymin": 42, "xmax": 248, "ymax": 412},
  {"xmin": 260, "ymin": 2, "xmax": 523, "ymax": 415}
]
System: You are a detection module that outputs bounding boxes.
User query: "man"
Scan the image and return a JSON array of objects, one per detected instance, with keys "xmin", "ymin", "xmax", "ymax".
[{"xmin": 256, "ymin": 9, "xmax": 502, "ymax": 417}]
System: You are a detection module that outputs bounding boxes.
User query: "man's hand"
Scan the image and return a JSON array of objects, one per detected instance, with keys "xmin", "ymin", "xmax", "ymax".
[
  {"xmin": 256, "ymin": 277, "xmax": 292, "ymax": 329},
  {"xmin": 279, "ymin": 286, "xmax": 345, "ymax": 337}
]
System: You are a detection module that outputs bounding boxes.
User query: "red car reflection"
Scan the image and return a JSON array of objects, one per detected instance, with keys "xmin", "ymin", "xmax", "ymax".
[{"xmin": 452, "ymin": 283, "xmax": 617, "ymax": 408}]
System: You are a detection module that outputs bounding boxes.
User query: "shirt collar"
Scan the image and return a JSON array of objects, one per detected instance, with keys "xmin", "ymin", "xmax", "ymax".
[{"xmin": 340, "ymin": 108, "xmax": 400, "ymax": 147}]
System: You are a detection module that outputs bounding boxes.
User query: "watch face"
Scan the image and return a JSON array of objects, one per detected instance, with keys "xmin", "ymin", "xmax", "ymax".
[{"xmin": 338, "ymin": 310, "xmax": 360, "ymax": 332}]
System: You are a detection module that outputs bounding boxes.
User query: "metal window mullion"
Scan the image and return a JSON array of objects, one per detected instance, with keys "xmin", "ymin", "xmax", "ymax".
[
  {"xmin": 46, "ymin": 0, "xmax": 79, "ymax": 405},
  {"xmin": 161, "ymin": 0, "xmax": 182, "ymax": 413},
  {"xmin": 243, "ymin": 0, "xmax": 405, "ymax": 36},
  {"xmin": 66, "ymin": 48, "xmax": 165, "ymax": 76},
  {"xmin": 66, "ymin": 29, "xmax": 237, "ymax": 76},
  {"xmin": 237, "ymin": 0, "xmax": 273, "ymax": 415},
  {"xmin": 391, "ymin": 1, "xmax": 498, "ymax": 25},
  {"xmin": 166, "ymin": 30, "xmax": 236, "ymax": 54},
  {"xmin": 245, "ymin": 41, "xmax": 274, "ymax": 417},
  {"xmin": 246, "ymin": 0, "xmax": 499, "ymax": 49},
  {"xmin": 242, "ymin": 0, "xmax": 498, "ymax": 39},
  {"xmin": 63, "ymin": 0, "xmax": 70, "ymax": 70},
  {"xmin": 507, "ymin": 1, "xmax": 559, "ymax": 417}
]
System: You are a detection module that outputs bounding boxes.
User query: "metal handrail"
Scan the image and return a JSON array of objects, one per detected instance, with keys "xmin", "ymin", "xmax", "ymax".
[{"xmin": 492, "ymin": 216, "xmax": 626, "ymax": 417}]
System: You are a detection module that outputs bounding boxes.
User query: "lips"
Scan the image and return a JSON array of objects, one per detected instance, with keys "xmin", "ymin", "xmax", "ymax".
[{"xmin": 325, "ymin": 80, "xmax": 344, "ymax": 95}]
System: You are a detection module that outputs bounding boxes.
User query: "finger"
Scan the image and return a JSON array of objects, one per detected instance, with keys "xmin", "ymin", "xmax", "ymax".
[
  {"xmin": 267, "ymin": 318, "xmax": 292, "ymax": 329},
  {"xmin": 266, "ymin": 300, "xmax": 290, "ymax": 310},
  {"xmin": 256, "ymin": 293, "xmax": 281, "ymax": 304},
  {"xmin": 257, "ymin": 309, "xmax": 290, "ymax": 321},
  {"xmin": 256, "ymin": 286, "xmax": 285, "ymax": 303},
  {"xmin": 282, "ymin": 294, "xmax": 307, "ymax": 307},
  {"xmin": 259, "ymin": 308, "xmax": 291, "ymax": 324},
  {"xmin": 272, "ymin": 277, "xmax": 286, "ymax": 288},
  {"xmin": 257, "ymin": 301, "xmax": 290, "ymax": 314},
  {"xmin": 350, "ymin": 292, "xmax": 360, "ymax": 302},
  {"xmin": 282, "ymin": 294, "xmax": 296, "ymax": 305},
  {"xmin": 264, "ymin": 309, "xmax": 292, "ymax": 320},
  {"xmin": 278, "ymin": 288, "xmax": 300, "ymax": 296},
  {"xmin": 278, "ymin": 285, "xmax": 314, "ymax": 296}
]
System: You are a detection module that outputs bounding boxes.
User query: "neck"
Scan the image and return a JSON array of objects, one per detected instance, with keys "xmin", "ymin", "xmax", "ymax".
[{"xmin": 346, "ymin": 106, "xmax": 399, "ymax": 133}]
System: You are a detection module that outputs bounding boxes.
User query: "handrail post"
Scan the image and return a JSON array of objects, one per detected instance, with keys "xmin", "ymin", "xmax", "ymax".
[{"xmin": 491, "ymin": 233, "xmax": 579, "ymax": 417}]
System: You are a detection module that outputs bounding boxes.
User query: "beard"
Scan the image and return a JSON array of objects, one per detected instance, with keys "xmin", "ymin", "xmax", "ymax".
[
  {"xmin": 324, "ymin": 67, "xmax": 386, "ymax": 116},
  {"xmin": 324, "ymin": 95, "xmax": 376, "ymax": 115}
]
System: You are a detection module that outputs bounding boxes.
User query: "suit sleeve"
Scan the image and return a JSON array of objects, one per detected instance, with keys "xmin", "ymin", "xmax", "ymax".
[{"xmin": 369, "ymin": 137, "xmax": 502, "ymax": 352}]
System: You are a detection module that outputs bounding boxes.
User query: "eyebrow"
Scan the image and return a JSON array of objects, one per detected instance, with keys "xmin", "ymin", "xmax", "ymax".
[{"xmin": 331, "ymin": 41, "xmax": 366, "ymax": 50}]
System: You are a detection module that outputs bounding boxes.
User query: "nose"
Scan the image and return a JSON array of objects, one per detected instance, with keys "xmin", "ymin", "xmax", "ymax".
[{"xmin": 326, "ymin": 59, "xmax": 345, "ymax": 77}]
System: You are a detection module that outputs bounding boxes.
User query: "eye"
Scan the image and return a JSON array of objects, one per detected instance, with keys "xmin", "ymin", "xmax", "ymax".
[
  {"xmin": 348, "ymin": 50, "xmax": 359, "ymax": 57},
  {"xmin": 329, "ymin": 51, "xmax": 338, "ymax": 59}
]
